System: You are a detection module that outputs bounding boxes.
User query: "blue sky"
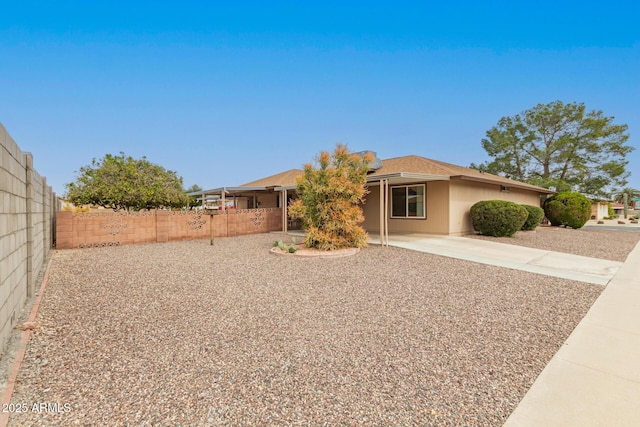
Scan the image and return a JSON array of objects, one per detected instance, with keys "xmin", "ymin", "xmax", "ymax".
[{"xmin": 1, "ymin": 1, "xmax": 639, "ymax": 195}]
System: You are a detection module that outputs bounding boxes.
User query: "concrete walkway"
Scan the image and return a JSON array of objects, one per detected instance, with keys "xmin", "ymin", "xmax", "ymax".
[
  {"xmin": 505, "ymin": 241, "xmax": 640, "ymax": 426},
  {"xmin": 369, "ymin": 233, "xmax": 621, "ymax": 285}
]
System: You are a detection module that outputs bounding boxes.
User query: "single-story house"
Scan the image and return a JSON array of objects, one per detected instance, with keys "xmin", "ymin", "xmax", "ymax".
[
  {"xmin": 191, "ymin": 154, "xmax": 554, "ymax": 240},
  {"xmin": 591, "ymin": 202, "xmax": 609, "ymax": 220},
  {"xmin": 592, "ymin": 202, "xmax": 631, "ymax": 220}
]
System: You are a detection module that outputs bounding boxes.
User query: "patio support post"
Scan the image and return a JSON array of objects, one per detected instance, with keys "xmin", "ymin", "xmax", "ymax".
[
  {"xmin": 384, "ymin": 179, "xmax": 389, "ymax": 245},
  {"xmin": 379, "ymin": 179, "xmax": 389, "ymax": 247},
  {"xmin": 208, "ymin": 212, "xmax": 215, "ymax": 245},
  {"xmin": 379, "ymin": 179, "xmax": 384, "ymax": 246},
  {"xmin": 281, "ymin": 189, "xmax": 288, "ymax": 235}
]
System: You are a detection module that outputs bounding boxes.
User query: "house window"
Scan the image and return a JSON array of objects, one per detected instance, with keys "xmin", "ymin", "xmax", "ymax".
[{"xmin": 391, "ymin": 184, "xmax": 425, "ymax": 218}]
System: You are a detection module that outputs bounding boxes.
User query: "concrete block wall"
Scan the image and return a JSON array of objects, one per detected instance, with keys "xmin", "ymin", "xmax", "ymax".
[
  {"xmin": 56, "ymin": 208, "xmax": 283, "ymax": 249},
  {"xmin": 0, "ymin": 123, "xmax": 55, "ymax": 354}
]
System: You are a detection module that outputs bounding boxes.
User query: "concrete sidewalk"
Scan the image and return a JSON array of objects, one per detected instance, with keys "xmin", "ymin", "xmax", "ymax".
[
  {"xmin": 505, "ymin": 241, "xmax": 640, "ymax": 426},
  {"xmin": 370, "ymin": 233, "xmax": 621, "ymax": 285}
]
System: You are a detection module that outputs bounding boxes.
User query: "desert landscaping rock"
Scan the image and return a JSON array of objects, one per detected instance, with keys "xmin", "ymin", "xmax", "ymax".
[{"xmin": 8, "ymin": 233, "xmax": 606, "ymax": 426}]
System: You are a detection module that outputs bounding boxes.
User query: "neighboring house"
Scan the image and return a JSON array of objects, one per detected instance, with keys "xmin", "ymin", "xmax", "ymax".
[
  {"xmin": 591, "ymin": 202, "xmax": 609, "ymax": 220},
  {"xmin": 191, "ymin": 154, "xmax": 554, "ymax": 237},
  {"xmin": 591, "ymin": 202, "xmax": 631, "ymax": 220}
]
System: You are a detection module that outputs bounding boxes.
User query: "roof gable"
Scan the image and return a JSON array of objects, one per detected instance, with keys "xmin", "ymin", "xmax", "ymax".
[
  {"xmin": 241, "ymin": 168, "xmax": 304, "ymax": 187},
  {"xmin": 368, "ymin": 155, "xmax": 456, "ymax": 176}
]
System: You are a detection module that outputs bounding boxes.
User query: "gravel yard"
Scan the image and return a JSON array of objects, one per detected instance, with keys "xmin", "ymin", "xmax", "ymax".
[
  {"xmin": 9, "ymin": 233, "xmax": 606, "ymax": 426},
  {"xmin": 468, "ymin": 226, "xmax": 640, "ymax": 262}
]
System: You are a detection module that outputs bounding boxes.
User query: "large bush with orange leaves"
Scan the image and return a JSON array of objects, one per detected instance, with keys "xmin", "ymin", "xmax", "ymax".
[{"xmin": 288, "ymin": 145, "xmax": 371, "ymax": 250}]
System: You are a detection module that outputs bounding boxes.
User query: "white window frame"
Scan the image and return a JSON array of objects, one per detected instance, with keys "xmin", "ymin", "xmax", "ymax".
[{"xmin": 390, "ymin": 184, "xmax": 426, "ymax": 219}]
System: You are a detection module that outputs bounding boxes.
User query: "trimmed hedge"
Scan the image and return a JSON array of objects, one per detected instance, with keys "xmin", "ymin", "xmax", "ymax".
[
  {"xmin": 470, "ymin": 200, "xmax": 529, "ymax": 237},
  {"xmin": 543, "ymin": 192, "xmax": 591, "ymax": 229},
  {"xmin": 520, "ymin": 204, "xmax": 544, "ymax": 231}
]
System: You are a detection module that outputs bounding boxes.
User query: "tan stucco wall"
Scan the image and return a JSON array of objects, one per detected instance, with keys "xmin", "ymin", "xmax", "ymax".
[
  {"xmin": 591, "ymin": 203, "xmax": 608, "ymax": 220},
  {"xmin": 362, "ymin": 181, "xmax": 450, "ymax": 235},
  {"xmin": 256, "ymin": 193, "xmax": 279, "ymax": 208},
  {"xmin": 449, "ymin": 179, "xmax": 543, "ymax": 235},
  {"xmin": 229, "ymin": 192, "xmax": 279, "ymax": 209}
]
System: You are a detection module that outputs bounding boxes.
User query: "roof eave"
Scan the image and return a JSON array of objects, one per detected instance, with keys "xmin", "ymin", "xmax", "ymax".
[
  {"xmin": 187, "ymin": 186, "xmax": 270, "ymax": 196},
  {"xmin": 451, "ymin": 175, "xmax": 555, "ymax": 194},
  {"xmin": 366, "ymin": 172, "xmax": 450, "ymax": 183}
]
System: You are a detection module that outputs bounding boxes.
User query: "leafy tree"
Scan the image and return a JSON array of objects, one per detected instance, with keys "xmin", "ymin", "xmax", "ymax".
[
  {"xmin": 186, "ymin": 184, "xmax": 203, "ymax": 208},
  {"xmin": 65, "ymin": 152, "xmax": 189, "ymax": 210},
  {"xmin": 471, "ymin": 101, "xmax": 633, "ymax": 198},
  {"xmin": 612, "ymin": 187, "xmax": 640, "ymax": 205},
  {"xmin": 288, "ymin": 144, "xmax": 371, "ymax": 250}
]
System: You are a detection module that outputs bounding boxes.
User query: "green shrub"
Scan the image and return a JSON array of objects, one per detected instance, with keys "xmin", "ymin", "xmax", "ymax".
[
  {"xmin": 273, "ymin": 237, "xmax": 299, "ymax": 253},
  {"xmin": 520, "ymin": 204, "xmax": 544, "ymax": 230},
  {"xmin": 543, "ymin": 192, "xmax": 591, "ymax": 229},
  {"xmin": 470, "ymin": 200, "xmax": 529, "ymax": 237}
]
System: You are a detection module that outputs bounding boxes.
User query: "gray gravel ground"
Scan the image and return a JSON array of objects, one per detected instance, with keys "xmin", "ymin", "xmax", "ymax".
[
  {"xmin": 9, "ymin": 233, "xmax": 606, "ymax": 426},
  {"xmin": 468, "ymin": 225, "xmax": 640, "ymax": 262}
]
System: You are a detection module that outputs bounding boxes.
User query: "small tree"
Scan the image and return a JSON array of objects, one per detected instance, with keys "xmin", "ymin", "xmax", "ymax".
[
  {"xmin": 65, "ymin": 152, "xmax": 189, "ymax": 211},
  {"xmin": 289, "ymin": 145, "xmax": 371, "ymax": 250}
]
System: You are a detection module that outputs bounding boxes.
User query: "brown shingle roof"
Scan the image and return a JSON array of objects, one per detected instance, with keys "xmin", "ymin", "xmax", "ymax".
[
  {"xmin": 239, "ymin": 155, "xmax": 553, "ymax": 194},
  {"xmin": 241, "ymin": 169, "xmax": 304, "ymax": 187},
  {"xmin": 368, "ymin": 155, "xmax": 553, "ymax": 193},
  {"xmin": 368, "ymin": 155, "xmax": 455, "ymax": 176}
]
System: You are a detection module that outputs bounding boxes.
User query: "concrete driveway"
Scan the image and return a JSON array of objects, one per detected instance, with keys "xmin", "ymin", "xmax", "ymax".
[{"xmin": 369, "ymin": 233, "xmax": 622, "ymax": 285}]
